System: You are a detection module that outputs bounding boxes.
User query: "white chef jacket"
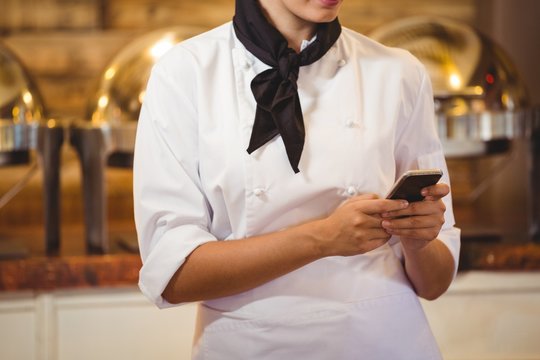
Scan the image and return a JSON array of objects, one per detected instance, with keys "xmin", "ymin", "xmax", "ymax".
[{"xmin": 134, "ymin": 22, "xmax": 460, "ymax": 360}]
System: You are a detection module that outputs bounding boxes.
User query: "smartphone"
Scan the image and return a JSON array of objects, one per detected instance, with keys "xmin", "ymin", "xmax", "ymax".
[{"xmin": 386, "ymin": 169, "xmax": 443, "ymax": 202}]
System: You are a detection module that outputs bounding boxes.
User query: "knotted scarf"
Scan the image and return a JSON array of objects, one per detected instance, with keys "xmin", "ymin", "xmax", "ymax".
[{"xmin": 233, "ymin": 0, "xmax": 342, "ymax": 173}]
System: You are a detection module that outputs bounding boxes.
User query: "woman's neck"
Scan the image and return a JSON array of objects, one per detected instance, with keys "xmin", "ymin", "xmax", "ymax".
[{"xmin": 258, "ymin": 0, "xmax": 316, "ymax": 52}]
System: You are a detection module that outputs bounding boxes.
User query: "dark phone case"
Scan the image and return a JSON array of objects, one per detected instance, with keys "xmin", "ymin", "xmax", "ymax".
[{"xmin": 387, "ymin": 174, "xmax": 442, "ymax": 202}]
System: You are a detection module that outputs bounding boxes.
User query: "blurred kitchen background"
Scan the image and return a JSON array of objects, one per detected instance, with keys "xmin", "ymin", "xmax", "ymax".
[{"xmin": 0, "ymin": 0, "xmax": 539, "ymax": 359}]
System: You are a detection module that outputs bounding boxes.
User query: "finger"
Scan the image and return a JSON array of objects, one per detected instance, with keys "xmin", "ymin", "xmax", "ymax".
[
  {"xmin": 354, "ymin": 198, "xmax": 409, "ymax": 215},
  {"xmin": 349, "ymin": 213, "xmax": 388, "ymax": 229},
  {"xmin": 362, "ymin": 227, "xmax": 393, "ymax": 240},
  {"xmin": 383, "ymin": 227, "xmax": 440, "ymax": 241},
  {"xmin": 382, "ymin": 215, "xmax": 442, "ymax": 230},
  {"xmin": 349, "ymin": 225, "xmax": 391, "ymax": 240},
  {"xmin": 382, "ymin": 200, "xmax": 445, "ymax": 218},
  {"xmin": 356, "ymin": 236, "xmax": 390, "ymax": 254},
  {"xmin": 341, "ymin": 193, "xmax": 379, "ymax": 209},
  {"xmin": 421, "ymin": 183, "xmax": 449, "ymax": 199},
  {"xmin": 352, "ymin": 193, "xmax": 380, "ymax": 201}
]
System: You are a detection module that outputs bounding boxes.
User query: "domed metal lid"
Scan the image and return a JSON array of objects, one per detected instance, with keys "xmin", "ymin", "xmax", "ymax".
[
  {"xmin": 86, "ymin": 26, "xmax": 204, "ymax": 128},
  {"xmin": 0, "ymin": 42, "xmax": 45, "ymax": 157},
  {"xmin": 370, "ymin": 16, "xmax": 531, "ymax": 155},
  {"xmin": 370, "ymin": 16, "xmax": 529, "ymax": 113}
]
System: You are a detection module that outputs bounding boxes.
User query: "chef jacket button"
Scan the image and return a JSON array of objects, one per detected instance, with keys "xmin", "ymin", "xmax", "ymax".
[
  {"xmin": 253, "ymin": 188, "xmax": 265, "ymax": 197},
  {"xmin": 346, "ymin": 119, "xmax": 355, "ymax": 127},
  {"xmin": 337, "ymin": 59, "xmax": 346, "ymax": 67},
  {"xmin": 242, "ymin": 58, "xmax": 252, "ymax": 69},
  {"xmin": 346, "ymin": 186, "xmax": 357, "ymax": 196}
]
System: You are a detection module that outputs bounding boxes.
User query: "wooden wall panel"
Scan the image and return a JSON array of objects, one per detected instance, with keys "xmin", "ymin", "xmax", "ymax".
[
  {"xmin": 339, "ymin": 0, "xmax": 475, "ymax": 32},
  {"xmin": 104, "ymin": 0, "xmax": 235, "ymax": 29},
  {"xmin": 0, "ymin": 0, "xmax": 101, "ymax": 31}
]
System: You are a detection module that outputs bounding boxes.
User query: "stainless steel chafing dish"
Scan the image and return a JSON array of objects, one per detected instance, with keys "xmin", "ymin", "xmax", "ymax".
[
  {"xmin": 70, "ymin": 27, "xmax": 204, "ymax": 253},
  {"xmin": 0, "ymin": 43, "xmax": 64, "ymax": 255},
  {"xmin": 370, "ymin": 16, "xmax": 539, "ymax": 243}
]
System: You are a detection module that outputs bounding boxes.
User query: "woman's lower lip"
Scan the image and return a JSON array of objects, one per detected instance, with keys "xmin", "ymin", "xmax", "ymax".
[{"xmin": 319, "ymin": 0, "xmax": 340, "ymax": 7}]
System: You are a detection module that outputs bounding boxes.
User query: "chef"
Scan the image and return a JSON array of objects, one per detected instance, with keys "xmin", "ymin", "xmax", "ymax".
[{"xmin": 133, "ymin": 0, "xmax": 461, "ymax": 359}]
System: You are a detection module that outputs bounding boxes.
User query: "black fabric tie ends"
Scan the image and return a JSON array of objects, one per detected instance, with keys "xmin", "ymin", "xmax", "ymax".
[{"xmin": 233, "ymin": 0, "xmax": 341, "ymax": 173}]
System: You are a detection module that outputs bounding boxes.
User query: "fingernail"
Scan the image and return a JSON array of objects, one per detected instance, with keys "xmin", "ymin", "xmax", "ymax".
[
  {"xmin": 401, "ymin": 200, "xmax": 409, "ymax": 208},
  {"xmin": 382, "ymin": 220, "xmax": 391, "ymax": 227},
  {"xmin": 421, "ymin": 189, "xmax": 428, "ymax": 196}
]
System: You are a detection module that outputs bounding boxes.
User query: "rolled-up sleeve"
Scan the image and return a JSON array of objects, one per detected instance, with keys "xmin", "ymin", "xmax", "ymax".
[
  {"xmin": 394, "ymin": 67, "xmax": 461, "ymax": 276},
  {"xmin": 133, "ymin": 48, "xmax": 216, "ymax": 308}
]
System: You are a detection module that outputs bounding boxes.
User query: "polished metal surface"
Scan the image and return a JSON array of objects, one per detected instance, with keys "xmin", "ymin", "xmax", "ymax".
[
  {"xmin": 73, "ymin": 26, "xmax": 204, "ymax": 253},
  {"xmin": 370, "ymin": 16, "xmax": 532, "ymax": 156},
  {"xmin": 86, "ymin": 26, "xmax": 204, "ymax": 126},
  {"xmin": 0, "ymin": 43, "xmax": 63, "ymax": 253},
  {"xmin": 0, "ymin": 122, "xmax": 36, "ymax": 153},
  {"xmin": 74, "ymin": 26, "xmax": 203, "ymax": 157},
  {"xmin": 0, "ymin": 43, "xmax": 44, "ymax": 160}
]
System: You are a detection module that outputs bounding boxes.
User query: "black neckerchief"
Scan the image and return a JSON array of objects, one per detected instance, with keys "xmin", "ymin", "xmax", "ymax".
[{"xmin": 233, "ymin": 0, "xmax": 341, "ymax": 173}]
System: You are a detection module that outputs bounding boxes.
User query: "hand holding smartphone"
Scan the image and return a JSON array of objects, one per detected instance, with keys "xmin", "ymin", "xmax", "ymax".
[{"xmin": 386, "ymin": 169, "xmax": 443, "ymax": 202}]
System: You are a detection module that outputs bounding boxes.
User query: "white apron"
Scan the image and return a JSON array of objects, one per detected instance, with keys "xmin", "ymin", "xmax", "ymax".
[{"xmin": 191, "ymin": 243, "xmax": 442, "ymax": 360}]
